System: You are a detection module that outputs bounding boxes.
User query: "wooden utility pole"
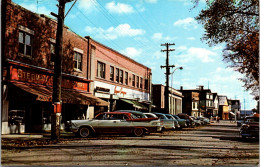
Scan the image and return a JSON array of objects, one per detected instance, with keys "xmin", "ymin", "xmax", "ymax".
[
  {"xmin": 161, "ymin": 43, "xmax": 175, "ymax": 114},
  {"xmin": 51, "ymin": 0, "xmax": 72, "ymax": 141}
]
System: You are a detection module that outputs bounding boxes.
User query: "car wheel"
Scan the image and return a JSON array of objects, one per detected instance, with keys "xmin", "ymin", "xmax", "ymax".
[
  {"xmin": 133, "ymin": 128, "xmax": 144, "ymax": 137},
  {"xmin": 79, "ymin": 127, "xmax": 91, "ymax": 138}
]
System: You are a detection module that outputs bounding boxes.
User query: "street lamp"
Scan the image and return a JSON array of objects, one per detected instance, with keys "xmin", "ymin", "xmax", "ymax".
[
  {"xmin": 170, "ymin": 67, "xmax": 183, "ymax": 89},
  {"xmin": 169, "ymin": 66, "xmax": 183, "ymax": 115}
]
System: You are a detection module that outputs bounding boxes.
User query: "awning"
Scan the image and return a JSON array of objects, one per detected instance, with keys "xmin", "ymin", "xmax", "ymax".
[
  {"xmin": 11, "ymin": 82, "xmax": 109, "ymax": 106},
  {"xmin": 120, "ymin": 99, "xmax": 148, "ymax": 110}
]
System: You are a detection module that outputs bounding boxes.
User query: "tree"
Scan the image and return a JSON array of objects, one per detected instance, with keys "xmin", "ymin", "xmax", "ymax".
[{"xmin": 193, "ymin": 0, "xmax": 259, "ymax": 98}]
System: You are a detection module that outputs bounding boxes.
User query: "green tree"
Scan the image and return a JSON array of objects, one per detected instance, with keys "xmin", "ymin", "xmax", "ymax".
[{"xmin": 193, "ymin": 0, "xmax": 259, "ymax": 98}]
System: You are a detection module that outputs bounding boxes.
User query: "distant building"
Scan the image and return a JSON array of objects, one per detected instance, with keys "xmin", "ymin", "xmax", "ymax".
[
  {"xmin": 218, "ymin": 96, "xmax": 229, "ymax": 120},
  {"xmin": 152, "ymin": 84, "xmax": 183, "ymax": 114}
]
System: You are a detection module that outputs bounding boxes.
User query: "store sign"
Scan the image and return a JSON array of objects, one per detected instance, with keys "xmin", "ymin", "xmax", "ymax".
[
  {"xmin": 10, "ymin": 66, "xmax": 89, "ymax": 91},
  {"xmin": 114, "ymin": 86, "xmax": 126, "ymax": 96}
]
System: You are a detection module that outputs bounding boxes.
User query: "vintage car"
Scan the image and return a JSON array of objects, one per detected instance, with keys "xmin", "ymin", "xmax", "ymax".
[
  {"xmin": 143, "ymin": 113, "xmax": 164, "ymax": 132},
  {"xmin": 172, "ymin": 115, "xmax": 187, "ymax": 129},
  {"xmin": 198, "ymin": 116, "xmax": 210, "ymax": 125},
  {"xmin": 240, "ymin": 114, "xmax": 259, "ymax": 139},
  {"xmin": 177, "ymin": 113, "xmax": 195, "ymax": 127},
  {"xmin": 65, "ymin": 112, "xmax": 161, "ymax": 138},
  {"xmin": 165, "ymin": 114, "xmax": 180, "ymax": 129},
  {"xmin": 115, "ymin": 110, "xmax": 148, "ymax": 119},
  {"xmin": 152, "ymin": 113, "xmax": 175, "ymax": 131},
  {"xmin": 190, "ymin": 116, "xmax": 202, "ymax": 126}
]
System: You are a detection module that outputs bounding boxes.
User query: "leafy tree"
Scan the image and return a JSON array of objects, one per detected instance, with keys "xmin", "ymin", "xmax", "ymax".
[{"xmin": 193, "ymin": 0, "xmax": 259, "ymax": 98}]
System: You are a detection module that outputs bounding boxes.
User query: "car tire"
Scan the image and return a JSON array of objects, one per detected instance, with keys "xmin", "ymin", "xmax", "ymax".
[
  {"xmin": 133, "ymin": 128, "xmax": 144, "ymax": 137},
  {"xmin": 78, "ymin": 127, "xmax": 91, "ymax": 138}
]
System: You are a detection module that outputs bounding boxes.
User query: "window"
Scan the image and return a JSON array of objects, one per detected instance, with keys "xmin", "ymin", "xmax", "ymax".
[
  {"xmin": 140, "ymin": 77, "xmax": 143, "ymax": 89},
  {"xmin": 116, "ymin": 68, "xmax": 119, "ymax": 82},
  {"xmin": 73, "ymin": 52, "xmax": 82, "ymax": 71},
  {"xmin": 110, "ymin": 66, "xmax": 114, "ymax": 81},
  {"xmin": 132, "ymin": 74, "xmax": 135, "ymax": 87},
  {"xmin": 97, "ymin": 61, "xmax": 105, "ymax": 78},
  {"xmin": 125, "ymin": 72, "xmax": 128, "ymax": 85},
  {"xmin": 145, "ymin": 79, "xmax": 148, "ymax": 90},
  {"xmin": 19, "ymin": 31, "xmax": 32, "ymax": 56},
  {"xmin": 136, "ymin": 76, "xmax": 139, "ymax": 88},
  {"xmin": 50, "ymin": 42, "xmax": 55, "ymax": 62},
  {"xmin": 119, "ymin": 70, "xmax": 123, "ymax": 84}
]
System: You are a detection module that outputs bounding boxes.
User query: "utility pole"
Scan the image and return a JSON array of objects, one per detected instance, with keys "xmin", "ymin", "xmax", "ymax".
[
  {"xmin": 161, "ymin": 43, "xmax": 175, "ymax": 114},
  {"xmin": 51, "ymin": 0, "xmax": 72, "ymax": 141}
]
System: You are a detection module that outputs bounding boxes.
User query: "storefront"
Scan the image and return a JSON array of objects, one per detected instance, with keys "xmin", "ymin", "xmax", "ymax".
[
  {"xmin": 2, "ymin": 60, "xmax": 109, "ymax": 134},
  {"xmin": 94, "ymin": 81, "xmax": 150, "ymax": 112}
]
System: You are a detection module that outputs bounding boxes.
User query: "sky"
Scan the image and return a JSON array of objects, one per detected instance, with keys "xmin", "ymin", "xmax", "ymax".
[{"xmin": 13, "ymin": 0, "xmax": 257, "ymax": 110}]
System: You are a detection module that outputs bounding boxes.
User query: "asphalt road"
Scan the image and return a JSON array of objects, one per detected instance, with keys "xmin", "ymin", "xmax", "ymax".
[{"xmin": 2, "ymin": 121, "xmax": 259, "ymax": 166}]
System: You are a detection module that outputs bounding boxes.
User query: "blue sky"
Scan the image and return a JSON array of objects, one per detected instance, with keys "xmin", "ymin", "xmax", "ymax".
[{"xmin": 13, "ymin": 0, "xmax": 256, "ymax": 110}]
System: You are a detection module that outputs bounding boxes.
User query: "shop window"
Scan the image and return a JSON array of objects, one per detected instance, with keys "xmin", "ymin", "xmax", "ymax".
[
  {"xmin": 73, "ymin": 52, "xmax": 82, "ymax": 71},
  {"xmin": 8, "ymin": 110, "xmax": 25, "ymax": 125},
  {"xmin": 110, "ymin": 66, "xmax": 114, "ymax": 81},
  {"xmin": 132, "ymin": 74, "xmax": 135, "ymax": 87},
  {"xmin": 119, "ymin": 70, "xmax": 123, "ymax": 84},
  {"xmin": 136, "ymin": 76, "xmax": 139, "ymax": 88},
  {"xmin": 19, "ymin": 31, "xmax": 32, "ymax": 57},
  {"xmin": 97, "ymin": 61, "xmax": 105, "ymax": 79},
  {"xmin": 116, "ymin": 68, "xmax": 119, "ymax": 82},
  {"xmin": 125, "ymin": 72, "xmax": 128, "ymax": 85}
]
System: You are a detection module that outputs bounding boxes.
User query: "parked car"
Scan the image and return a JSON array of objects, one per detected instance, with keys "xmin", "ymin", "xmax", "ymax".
[
  {"xmin": 198, "ymin": 116, "xmax": 210, "ymax": 125},
  {"xmin": 240, "ymin": 114, "xmax": 259, "ymax": 139},
  {"xmin": 115, "ymin": 110, "xmax": 147, "ymax": 119},
  {"xmin": 143, "ymin": 113, "xmax": 163, "ymax": 132},
  {"xmin": 65, "ymin": 112, "xmax": 161, "ymax": 137},
  {"xmin": 171, "ymin": 115, "xmax": 187, "ymax": 129},
  {"xmin": 177, "ymin": 113, "xmax": 195, "ymax": 127},
  {"xmin": 153, "ymin": 113, "xmax": 175, "ymax": 130},
  {"xmin": 190, "ymin": 116, "xmax": 202, "ymax": 126},
  {"xmin": 165, "ymin": 114, "xmax": 180, "ymax": 129}
]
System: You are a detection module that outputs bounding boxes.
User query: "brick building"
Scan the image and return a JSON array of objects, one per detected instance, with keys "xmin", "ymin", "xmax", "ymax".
[
  {"xmin": 2, "ymin": 0, "xmax": 108, "ymax": 134},
  {"xmin": 89, "ymin": 38, "xmax": 152, "ymax": 112},
  {"xmin": 152, "ymin": 84, "xmax": 183, "ymax": 114}
]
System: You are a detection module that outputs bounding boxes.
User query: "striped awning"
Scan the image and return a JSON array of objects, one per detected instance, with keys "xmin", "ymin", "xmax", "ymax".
[{"xmin": 11, "ymin": 82, "xmax": 109, "ymax": 106}]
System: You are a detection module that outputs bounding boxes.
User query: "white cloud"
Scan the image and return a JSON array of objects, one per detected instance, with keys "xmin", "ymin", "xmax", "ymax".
[
  {"xmin": 187, "ymin": 37, "xmax": 196, "ymax": 40},
  {"xmin": 179, "ymin": 47, "xmax": 217, "ymax": 63},
  {"xmin": 20, "ymin": 3, "xmax": 51, "ymax": 16},
  {"xmin": 145, "ymin": 0, "xmax": 158, "ymax": 3},
  {"xmin": 173, "ymin": 17, "xmax": 198, "ymax": 30},
  {"xmin": 152, "ymin": 33, "xmax": 172, "ymax": 41},
  {"xmin": 78, "ymin": 0, "xmax": 97, "ymax": 12},
  {"xmin": 121, "ymin": 47, "xmax": 142, "ymax": 58},
  {"xmin": 85, "ymin": 24, "xmax": 145, "ymax": 40},
  {"xmin": 106, "ymin": 1, "xmax": 134, "ymax": 14}
]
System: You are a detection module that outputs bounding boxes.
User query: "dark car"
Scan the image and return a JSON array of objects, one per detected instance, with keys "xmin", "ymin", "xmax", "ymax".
[
  {"xmin": 240, "ymin": 114, "xmax": 259, "ymax": 139},
  {"xmin": 177, "ymin": 113, "xmax": 195, "ymax": 127},
  {"xmin": 172, "ymin": 115, "xmax": 187, "ymax": 129}
]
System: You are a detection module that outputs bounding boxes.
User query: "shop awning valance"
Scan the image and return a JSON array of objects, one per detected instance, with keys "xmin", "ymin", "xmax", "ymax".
[
  {"xmin": 11, "ymin": 82, "xmax": 109, "ymax": 106},
  {"xmin": 120, "ymin": 99, "xmax": 148, "ymax": 110}
]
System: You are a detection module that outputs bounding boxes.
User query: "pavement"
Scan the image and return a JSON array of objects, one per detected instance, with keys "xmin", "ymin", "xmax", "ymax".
[{"xmin": 1, "ymin": 120, "xmax": 238, "ymax": 140}]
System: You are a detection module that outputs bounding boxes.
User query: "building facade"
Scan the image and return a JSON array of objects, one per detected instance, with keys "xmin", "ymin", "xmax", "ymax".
[
  {"xmin": 152, "ymin": 84, "xmax": 183, "ymax": 114},
  {"xmin": 218, "ymin": 96, "xmax": 229, "ymax": 120},
  {"xmin": 2, "ymin": 1, "xmax": 109, "ymax": 134},
  {"xmin": 89, "ymin": 39, "xmax": 152, "ymax": 112}
]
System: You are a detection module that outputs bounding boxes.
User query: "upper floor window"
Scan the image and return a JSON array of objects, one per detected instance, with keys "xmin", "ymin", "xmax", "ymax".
[
  {"xmin": 119, "ymin": 70, "xmax": 123, "ymax": 84},
  {"xmin": 73, "ymin": 52, "xmax": 82, "ymax": 71},
  {"xmin": 116, "ymin": 68, "xmax": 119, "ymax": 82},
  {"xmin": 125, "ymin": 72, "xmax": 128, "ymax": 85},
  {"xmin": 136, "ymin": 76, "xmax": 139, "ymax": 88},
  {"xmin": 145, "ymin": 79, "xmax": 148, "ymax": 90},
  {"xmin": 97, "ymin": 61, "xmax": 105, "ymax": 78},
  {"xmin": 19, "ymin": 31, "xmax": 32, "ymax": 57},
  {"xmin": 132, "ymin": 74, "xmax": 135, "ymax": 87},
  {"xmin": 110, "ymin": 66, "xmax": 114, "ymax": 81},
  {"xmin": 140, "ymin": 77, "xmax": 143, "ymax": 89},
  {"xmin": 50, "ymin": 42, "xmax": 55, "ymax": 63}
]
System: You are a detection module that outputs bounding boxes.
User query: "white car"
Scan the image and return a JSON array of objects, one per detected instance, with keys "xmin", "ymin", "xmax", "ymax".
[
  {"xmin": 66, "ymin": 112, "xmax": 162, "ymax": 137},
  {"xmin": 144, "ymin": 113, "xmax": 175, "ymax": 131}
]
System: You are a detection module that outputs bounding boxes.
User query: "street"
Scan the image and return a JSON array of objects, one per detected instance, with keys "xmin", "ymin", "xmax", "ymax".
[{"xmin": 2, "ymin": 121, "xmax": 259, "ymax": 166}]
